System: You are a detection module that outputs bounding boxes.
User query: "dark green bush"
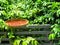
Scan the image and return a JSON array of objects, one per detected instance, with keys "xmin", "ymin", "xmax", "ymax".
[{"xmin": 0, "ymin": 0, "xmax": 60, "ymax": 45}]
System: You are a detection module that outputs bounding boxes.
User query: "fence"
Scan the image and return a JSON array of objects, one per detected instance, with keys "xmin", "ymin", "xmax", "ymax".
[{"xmin": 0, "ymin": 24, "xmax": 59, "ymax": 45}]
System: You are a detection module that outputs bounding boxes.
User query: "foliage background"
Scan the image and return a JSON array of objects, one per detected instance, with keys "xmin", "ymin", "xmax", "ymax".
[{"xmin": 0, "ymin": 0, "xmax": 60, "ymax": 45}]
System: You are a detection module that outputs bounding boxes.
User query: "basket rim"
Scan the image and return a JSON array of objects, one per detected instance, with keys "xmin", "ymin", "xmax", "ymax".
[{"xmin": 5, "ymin": 19, "xmax": 29, "ymax": 27}]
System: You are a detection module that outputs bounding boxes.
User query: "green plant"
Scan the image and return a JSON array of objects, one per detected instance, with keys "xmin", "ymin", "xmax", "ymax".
[
  {"xmin": 13, "ymin": 37, "xmax": 38, "ymax": 45},
  {"xmin": 0, "ymin": 19, "xmax": 8, "ymax": 30},
  {"xmin": 0, "ymin": 0, "xmax": 60, "ymax": 45},
  {"xmin": 49, "ymin": 24, "xmax": 60, "ymax": 40}
]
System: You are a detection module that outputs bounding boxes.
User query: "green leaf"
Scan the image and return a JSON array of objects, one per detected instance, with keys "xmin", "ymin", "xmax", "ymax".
[
  {"xmin": 13, "ymin": 39, "xmax": 21, "ymax": 45},
  {"xmin": 48, "ymin": 33, "xmax": 56, "ymax": 40}
]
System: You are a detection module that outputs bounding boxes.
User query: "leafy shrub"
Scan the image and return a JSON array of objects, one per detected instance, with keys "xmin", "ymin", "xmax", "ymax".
[{"xmin": 0, "ymin": 0, "xmax": 60, "ymax": 45}]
